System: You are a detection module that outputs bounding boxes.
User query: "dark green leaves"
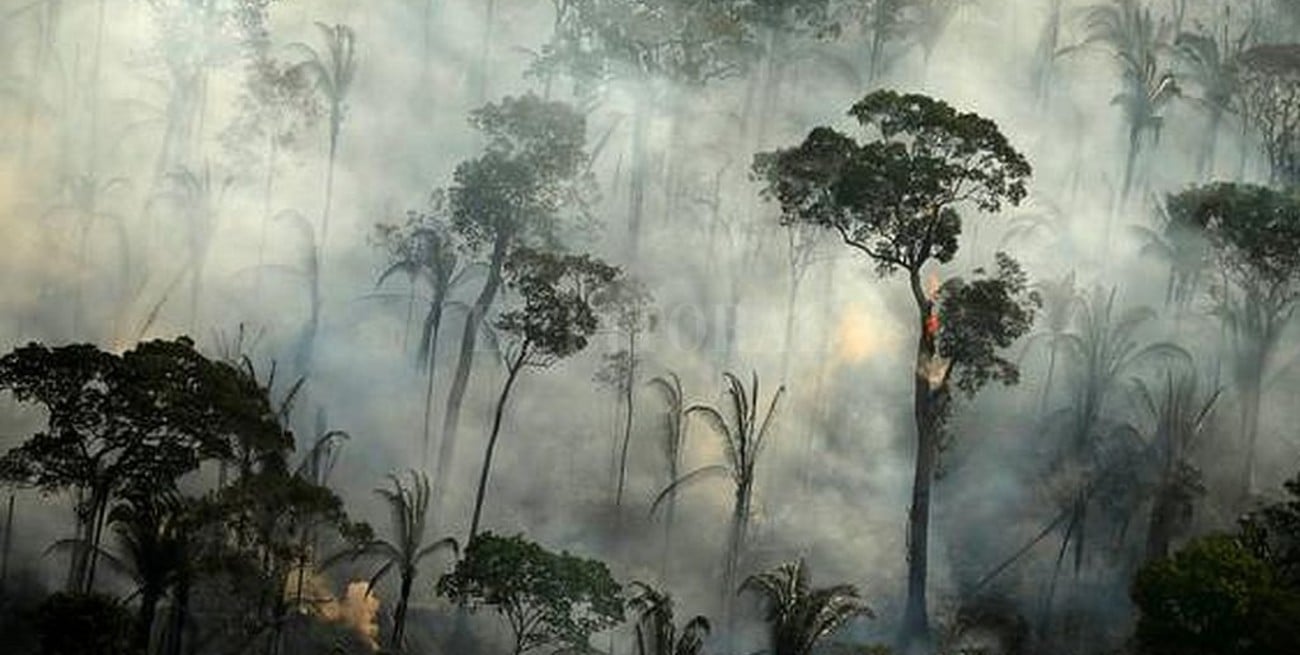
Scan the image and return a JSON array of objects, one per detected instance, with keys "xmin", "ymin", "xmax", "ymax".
[
  {"xmin": 451, "ymin": 95, "xmax": 596, "ymax": 253},
  {"xmin": 497, "ymin": 247, "xmax": 622, "ymax": 364},
  {"xmin": 439, "ymin": 532, "xmax": 625, "ymax": 654},
  {"xmin": 937, "ymin": 252, "xmax": 1040, "ymax": 396},
  {"xmin": 1166, "ymin": 183, "xmax": 1300, "ymax": 293},
  {"xmin": 755, "ymin": 90, "xmax": 1030, "ymax": 275}
]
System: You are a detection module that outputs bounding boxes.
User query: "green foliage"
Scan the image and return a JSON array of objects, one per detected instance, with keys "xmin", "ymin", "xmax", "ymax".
[
  {"xmin": 1132, "ymin": 534, "xmax": 1299, "ymax": 655},
  {"xmin": 740, "ymin": 559, "xmax": 873, "ymax": 655},
  {"xmin": 497, "ymin": 247, "xmax": 622, "ymax": 365},
  {"xmin": 1167, "ymin": 183, "xmax": 1300, "ymax": 293},
  {"xmin": 439, "ymin": 532, "xmax": 625, "ymax": 654},
  {"xmin": 450, "ymin": 94, "xmax": 595, "ymax": 255},
  {"xmin": 1240, "ymin": 472, "xmax": 1300, "ymax": 589},
  {"xmin": 936, "ymin": 252, "xmax": 1040, "ymax": 396},
  {"xmin": 35, "ymin": 592, "xmax": 136, "ymax": 655},
  {"xmin": 533, "ymin": 0, "xmax": 757, "ymax": 91},
  {"xmin": 754, "ymin": 90, "xmax": 1030, "ymax": 276}
]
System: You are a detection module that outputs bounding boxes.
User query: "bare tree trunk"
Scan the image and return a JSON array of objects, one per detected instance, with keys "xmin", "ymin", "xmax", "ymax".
[
  {"xmin": 615, "ymin": 331, "xmax": 637, "ymax": 509},
  {"xmin": 900, "ymin": 269, "xmax": 940, "ymax": 651},
  {"xmin": 392, "ymin": 573, "xmax": 413, "ymax": 650},
  {"xmin": 474, "ymin": 0, "xmax": 497, "ymax": 104},
  {"xmin": 0, "ymin": 494, "xmax": 13, "ymax": 595},
  {"xmin": 433, "ymin": 240, "xmax": 505, "ymax": 515},
  {"xmin": 468, "ymin": 345, "xmax": 527, "ymax": 542},
  {"xmin": 627, "ymin": 90, "xmax": 650, "ymax": 262},
  {"xmin": 420, "ymin": 298, "xmax": 446, "ymax": 470}
]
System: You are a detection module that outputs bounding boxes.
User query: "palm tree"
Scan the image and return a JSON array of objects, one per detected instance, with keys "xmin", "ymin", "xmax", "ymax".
[
  {"xmin": 1174, "ymin": 7, "xmax": 1256, "ymax": 178},
  {"xmin": 349, "ymin": 471, "xmax": 457, "ymax": 651},
  {"xmin": 740, "ymin": 559, "xmax": 873, "ymax": 655},
  {"xmin": 653, "ymin": 371, "xmax": 784, "ymax": 624},
  {"xmin": 156, "ymin": 163, "xmax": 232, "ymax": 331},
  {"xmin": 372, "ymin": 208, "xmax": 477, "ymax": 468},
  {"xmin": 646, "ymin": 372, "xmax": 690, "ymax": 575},
  {"xmin": 1068, "ymin": 0, "xmax": 1179, "ymax": 206},
  {"xmin": 1132, "ymin": 368, "xmax": 1219, "ymax": 561},
  {"xmin": 1020, "ymin": 271, "xmax": 1080, "ymax": 415},
  {"xmin": 1041, "ymin": 287, "xmax": 1187, "ymax": 632},
  {"xmin": 291, "ymin": 22, "xmax": 357, "ymax": 260},
  {"xmin": 629, "ymin": 582, "xmax": 710, "ymax": 655},
  {"xmin": 1131, "ymin": 198, "xmax": 1211, "ymax": 315}
]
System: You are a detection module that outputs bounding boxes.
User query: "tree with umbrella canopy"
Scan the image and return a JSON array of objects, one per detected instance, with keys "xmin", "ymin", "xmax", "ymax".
[{"xmin": 754, "ymin": 89, "xmax": 1037, "ymax": 647}]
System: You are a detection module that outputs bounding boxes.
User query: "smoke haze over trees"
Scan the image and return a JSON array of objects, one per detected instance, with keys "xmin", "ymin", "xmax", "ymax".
[{"xmin": 2, "ymin": 1, "xmax": 1300, "ymax": 654}]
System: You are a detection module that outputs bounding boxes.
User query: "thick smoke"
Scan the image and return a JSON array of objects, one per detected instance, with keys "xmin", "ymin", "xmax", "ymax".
[{"xmin": 1, "ymin": 1, "xmax": 1298, "ymax": 653}]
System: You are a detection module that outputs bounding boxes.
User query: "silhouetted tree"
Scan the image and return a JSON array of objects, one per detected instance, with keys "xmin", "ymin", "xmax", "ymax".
[
  {"xmin": 439, "ymin": 532, "xmax": 625, "ymax": 655},
  {"xmin": 436, "ymin": 94, "xmax": 596, "ymax": 515},
  {"xmin": 628, "ymin": 581, "xmax": 710, "ymax": 655},
  {"xmin": 741, "ymin": 558, "xmax": 873, "ymax": 655},
  {"xmin": 1167, "ymin": 183, "xmax": 1300, "ymax": 497},
  {"xmin": 755, "ymin": 90, "xmax": 1035, "ymax": 645},
  {"xmin": 654, "ymin": 371, "xmax": 783, "ymax": 626},
  {"xmin": 346, "ymin": 471, "xmax": 457, "ymax": 651},
  {"xmin": 468, "ymin": 248, "xmax": 620, "ymax": 541},
  {"xmin": 1236, "ymin": 45, "xmax": 1300, "ymax": 186}
]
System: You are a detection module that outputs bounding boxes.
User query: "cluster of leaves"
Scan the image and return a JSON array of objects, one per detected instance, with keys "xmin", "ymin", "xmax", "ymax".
[
  {"xmin": 451, "ymin": 95, "xmax": 598, "ymax": 256},
  {"xmin": 498, "ymin": 247, "xmax": 622, "ymax": 366},
  {"xmin": 439, "ymin": 532, "xmax": 625, "ymax": 654},
  {"xmin": 754, "ymin": 90, "xmax": 1030, "ymax": 276},
  {"xmin": 936, "ymin": 252, "xmax": 1041, "ymax": 396},
  {"xmin": 1133, "ymin": 472, "xmax": 1300, "ymax": 654}
]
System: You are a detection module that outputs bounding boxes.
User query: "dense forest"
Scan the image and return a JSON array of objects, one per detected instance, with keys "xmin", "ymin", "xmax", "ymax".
[{"xmin": 0, "ymin": 1, "xmax": 1299, "ymax": 654}]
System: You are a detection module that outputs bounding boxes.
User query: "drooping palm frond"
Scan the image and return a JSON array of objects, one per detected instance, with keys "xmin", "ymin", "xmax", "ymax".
[
  {"xmin": 741, "ymin": 559, "xmax": 873, "ymax": 655},
  {"xmin": 336, "ymin": 470, "xmax": 457, "ymax": 650},
  {"xmin": 629, "ymin": 582, "xmax": 711, "ymax": 655}
]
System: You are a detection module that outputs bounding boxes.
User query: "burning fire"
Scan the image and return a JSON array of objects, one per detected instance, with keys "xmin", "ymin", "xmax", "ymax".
[{"xmin": 285, "ymin": 566, "xmax": 381, "ymax": 651}]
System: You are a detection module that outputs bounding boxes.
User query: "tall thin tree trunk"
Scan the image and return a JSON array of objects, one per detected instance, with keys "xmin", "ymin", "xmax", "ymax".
[
  {"xmin": 320, "ymin": 124, "xmax": 339, "ymax": 263},
  {"xmin": 433, "ymin": 242, "xmax": 505, "ymax": 514},
  {"xmin": 900, "ymin": 269, "xmax": 940, "ymax": 650},
  {"xmin": 468, "ymin": 346, "xmax": 527, "ymax": 541},
  {"xmin": 1240, "ymin": 367, "xmax": 1262, "ymax": 499},
  {"xmin": 615, "ymin": 331, "xmax": 637, "ymax": 509},
  {"xmin": 255, "ymin": 134, "xmax": 277, "ymax": 303},
  {"xmin": 392, "ymin": 573, "xmax": 413, "ymax": 649},
  {"xmin": 1, "ymin": 494, "xmax": 14, "ymax": 594},
  {"xmin": 420, "ymin": 299, "xmax": 446, "ymax": 470},
  {"xmin": 475, "ymin": 0, "xmax": 497, "ymax": 104},
  {"xmin": 627, "ymin": 92, "xmax": 650, "ymax": 262}
]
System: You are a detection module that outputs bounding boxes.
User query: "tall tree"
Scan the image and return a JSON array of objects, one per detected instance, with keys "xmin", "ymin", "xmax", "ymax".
[
  {"xmin": 435, "ymin": 94, "xmax": 596, "ymax": 515},
  {"xmin": 646, "ymin": 371, "xmax": 690, "ymax": 575},
  {"xmin": 740, "ymin": 558, "xmax": 873, "ymax": 655},
  {"xmin": 372, "ymin": 203, "xmax": 475, "ymax": 468},
  {"xmin": 288, "ymin": 22, "xmax": 357, "ymax": 375},
  {"xmin": 1132, "ymin": 368, "xmax": 1219, "ymax": 562},
  {"xmin": 755, "ymin": 90, "xmax": 1036, "ymax": 646},
  {"xmin": 654, "ymin": 371, "xmax": 784, "ymax": 626},
  {"xmin": 1174, "ymin": 7, "xmax": 1256, "ymax": 178},
  {"xmin": 594, "ymin": 278, "xmax": 654, "ymax": 512},
  {"xmin": 0, "ymin": 338, "xmax": 276, "ymax": 593},
  {"xmin": 346, "ymin": 471, "xmax": 457, "ymax": 651},
  {"xmin": 1066, "ymin": 0, "xmax": 1180, "ymax": 206},
  {"xmin": 468, "ymin": 248, "xmax": 620, "ymax": 541},
  {"xmin": 1236, "ymin": 45, "xmax": 1300, "ymax": 186},
  {"xmin": 1166, "ymin": 183, "xmax": 1300, "ymax": 498}
]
